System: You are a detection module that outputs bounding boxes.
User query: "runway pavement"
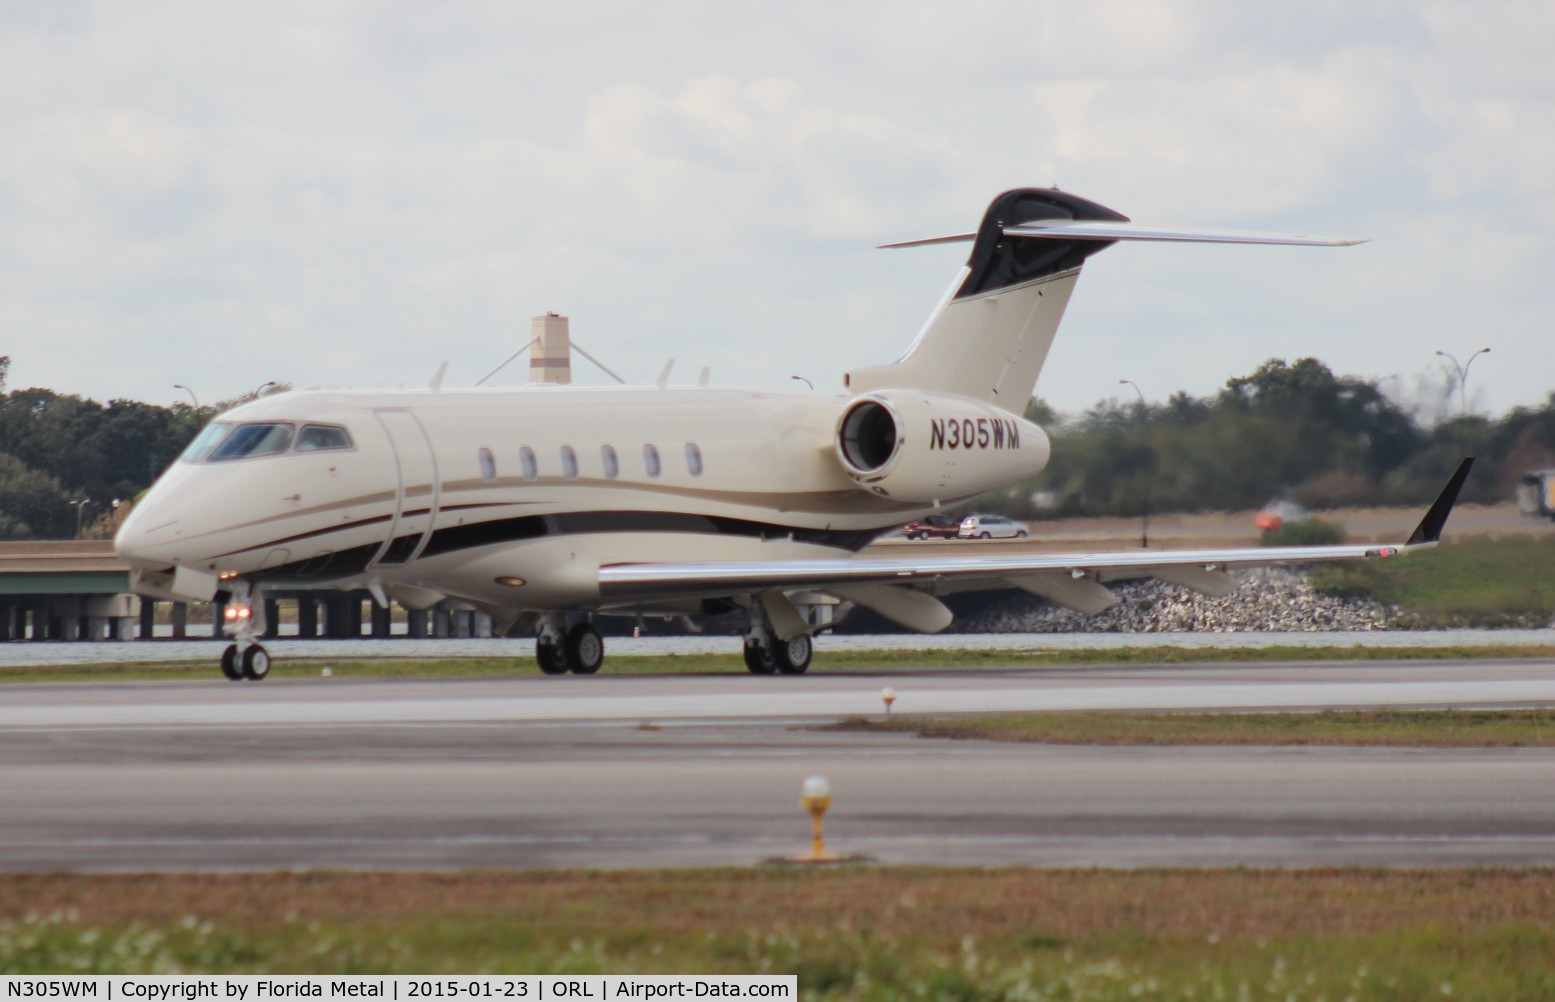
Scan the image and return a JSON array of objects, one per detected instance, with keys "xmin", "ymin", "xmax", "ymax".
[{"xmin": 3, "ymin": 659, "xmax": 1555, "ymax": 871}]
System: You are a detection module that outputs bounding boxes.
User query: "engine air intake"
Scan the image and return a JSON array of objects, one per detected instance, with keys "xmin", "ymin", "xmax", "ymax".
[{"xmin": 838, "ymin": 399, "xmax": 898, "ymax": 473}]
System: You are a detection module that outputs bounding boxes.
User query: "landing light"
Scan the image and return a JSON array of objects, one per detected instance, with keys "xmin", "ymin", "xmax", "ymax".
[{"xmin": 495, "ymin": 576, "xmax": 527, "ymax": 587}]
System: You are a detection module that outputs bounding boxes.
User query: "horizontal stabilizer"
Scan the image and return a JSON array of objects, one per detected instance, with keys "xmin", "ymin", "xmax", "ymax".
[{"xmin": 881, "ymin": 222, "xmax": 1367, "ymax": 249}]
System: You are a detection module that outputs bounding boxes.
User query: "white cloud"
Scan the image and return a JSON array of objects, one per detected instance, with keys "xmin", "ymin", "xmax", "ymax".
[{"xmin": 0, "ymin": 1, "xmax": 1550, "ymax": 420}]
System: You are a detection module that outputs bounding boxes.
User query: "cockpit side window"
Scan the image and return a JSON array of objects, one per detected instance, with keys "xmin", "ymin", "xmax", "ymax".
[
  {"xmin": 180, "ymin": 423, "xmax": 232, "ymax": 463},
  {"xmin": 296, "ymin": 425, "xmax": 354, "ymax": 452},
  {"xmin": 208, "ymin": 423, "xmax": 294, "ymax": 461}
]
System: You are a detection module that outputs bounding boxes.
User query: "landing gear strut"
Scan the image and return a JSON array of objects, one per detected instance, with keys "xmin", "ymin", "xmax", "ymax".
[
  {"xmin": 218, "ymin": 580, "xmax": 270, "ymax": 682},
  {"xmin": 743, "ymin": 602, "xmax": 813, "ymax": 675},
  {"xmin": 535, "ymin": 615, "xmax": 604, "ymax": 675}
]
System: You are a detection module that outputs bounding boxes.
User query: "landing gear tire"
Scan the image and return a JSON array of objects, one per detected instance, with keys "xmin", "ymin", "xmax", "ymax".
[
  {"xmin": 564, "ymin": 624, "xmax": 604, "ymax": 675},
  {"xmin": 220, "ymin": 645, "xmax": 242, "ymax": 682},
  {"xmin": 774, "ymin": 634, "xmax": 812, "ymax": 675},
  {"xmin": 241, "ymin": 644, "xmax": 271, "ymax": 681},
  {"xmin": 743, "ymin": 640, "xmax": 777, "ymax": 675},
  {"xmin": 536, "ymin": 643, "xmax": 569, "ymax": 675}
]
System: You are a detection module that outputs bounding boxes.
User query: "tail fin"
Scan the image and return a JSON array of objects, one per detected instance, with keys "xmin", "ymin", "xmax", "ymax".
[{"xmin": 846, "ymin": 187, "xmax": 1365, "ymax": 414}]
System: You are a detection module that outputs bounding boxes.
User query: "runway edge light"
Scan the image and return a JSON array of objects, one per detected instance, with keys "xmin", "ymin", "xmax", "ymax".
[
  {"xmin": 882, "ymin": 688, "xmax": 896, "ymax": 719},
  {"xmin": 790, "ymin": 776, "xmax": 844, "ymax": 863}
]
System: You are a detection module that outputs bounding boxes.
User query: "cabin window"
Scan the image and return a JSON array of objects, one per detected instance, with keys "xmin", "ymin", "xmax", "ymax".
[
  {"xmin": 643, "ymin": 444, "xmax": 661, "ymax": 478},
  {"xmin": 601, "ymin": 444, "xmax": 619, "ymax": 480},
  {"xmin": 208, "ymin": 423, "xmax": 293, "ymax": 461},
  {"xmin": 560, "ymin": 445, "xmax": 579, "ymax": 480},
  {"xmin": 685, "ymin": 442, "xmax": 703, "ymax": 477},
  {"xmin": 520, "ymin": 446, "xmax": 538, "ymax": 481},
  {"xmin": 478, "ymin": 447, "xmax": 497, "ymax": 483},
  {"xmin": 296, "ymin": 425, "xmax": 353, "ymax": 452}
]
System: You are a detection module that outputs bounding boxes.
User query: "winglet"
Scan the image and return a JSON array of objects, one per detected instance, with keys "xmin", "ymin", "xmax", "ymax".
[{"xmin": 1406, "ymin": 457, "xmax": 1474, "ymax": 546}]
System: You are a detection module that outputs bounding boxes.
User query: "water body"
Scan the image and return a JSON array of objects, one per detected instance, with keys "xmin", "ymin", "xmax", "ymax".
[{"xmin": 1, "ymin": 629, "xmax": 1552, "ymax": 668}]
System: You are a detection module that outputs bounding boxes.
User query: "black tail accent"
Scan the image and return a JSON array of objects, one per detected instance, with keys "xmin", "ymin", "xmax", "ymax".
[
  {"xmin": 1406, "ymin": 457, "xmax": 1474, "ymax": 546},
  {"xmin": 955, "ymin": 188, "xmax": 1128, "ymax": 299}
]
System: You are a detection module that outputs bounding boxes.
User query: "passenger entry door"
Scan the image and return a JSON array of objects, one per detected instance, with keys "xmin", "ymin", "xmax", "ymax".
[{"xmin": 371, "ymin": 410, "xmax": 440, "ymax": 567}]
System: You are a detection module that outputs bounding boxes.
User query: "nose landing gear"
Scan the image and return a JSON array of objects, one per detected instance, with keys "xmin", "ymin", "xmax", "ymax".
[{"xmin": 218, "ymin": 580, "xmax": 271, "ymax": 682}]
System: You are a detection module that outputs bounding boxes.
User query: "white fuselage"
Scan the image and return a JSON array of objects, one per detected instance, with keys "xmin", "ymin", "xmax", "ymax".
[{"xmin": 116, "ymin": 383, "xmax": 1047, "ymax": 617}]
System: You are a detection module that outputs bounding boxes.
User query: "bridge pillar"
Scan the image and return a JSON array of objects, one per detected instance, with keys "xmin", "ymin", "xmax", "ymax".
[
  {"xmin": 370, "ymin": 600, "xmax": 392, "ymax": 638},
  {"xmin": 139, "ymin": 599, "xmax": 156, "ymax": 639},
  {"xmin": 432, "ymin": 603, "xmax": 451, "ymax": 638},
  {"xmin": 407, "ymin": 608, "xmax": 427, "ymax": 638},
  {"xmin": 262, "ymin": 598, "xmax": 280, "ymax": 640},
  {"xmin": 474, "ymin": 612, "xmax": 493, "ymax": 638},
  {"xmin": 211, "ymin": 598, "xmax": 227, "ymax": 637},
  {"xmin": 171, "ymin": 602, "xmax": 187, "ymax": 638},
  {"xmin": 0, "ymin": 602, "xmax": 10, "ymax": 642},
  {"xmin": 297, "ymin": 596, "xmax": 318, "ymax": 638}
]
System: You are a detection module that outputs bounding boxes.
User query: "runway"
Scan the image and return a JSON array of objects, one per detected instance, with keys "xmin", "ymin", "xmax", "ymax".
[{"xmin": 3, "ymin": 659, "xmax": 1554, "ymax": 871}]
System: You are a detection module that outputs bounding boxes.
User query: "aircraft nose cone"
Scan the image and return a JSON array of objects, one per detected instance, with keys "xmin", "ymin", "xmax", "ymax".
[{"xmin": 114, "ymin": 511, "xmax": 178, "ymax": 568}]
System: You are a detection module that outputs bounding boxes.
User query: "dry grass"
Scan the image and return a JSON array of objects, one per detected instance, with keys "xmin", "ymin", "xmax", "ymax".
[
  {"xmin": 828, "ymin": 708, "xmax": 1555, "ymax": 746},
  {"xmin": 4, "ymin": 868, "xmax": 1555, "ymax": 939},
  {"xmin": 5, "ymin": 870, "xmax": 1555, "ymax": 995}
]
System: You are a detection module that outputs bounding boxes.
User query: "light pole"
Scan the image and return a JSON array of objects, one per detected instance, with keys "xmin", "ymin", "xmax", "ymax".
[
  {"xmin": 172, "ymin": 384, "xmax": 199, "ymax": 409},
  {"xmin": 790, "ymin": 375, "xmax": 813, "ymax": 390},
  {"xmin": 68, "ymin": 498, "xmax": 91, "ymax": 539},
  {"xmin": 1119, "ymin": 378, "xmax": 1150, "ymax": 548},
  {"xmin": 1435, "ymin": 348, "xmax": 1490, "ymax": 415},
  {"xmin": 252, "ymin": 380, "xmax": 277, "ymax": 399}
]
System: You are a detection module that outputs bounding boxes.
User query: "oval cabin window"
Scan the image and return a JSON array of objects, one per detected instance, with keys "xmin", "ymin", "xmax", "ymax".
[
  {"xmin": 601, "ymin": 444, "xmax": 619, "ymax": 480},
  {"xmin": 643, "ymin": 444, "xmax": 661, "ymax": 478},
  {"xmin": 520, "ymin": 446, "xmax": 538, "ymax": 481},
  {"xmin": 478, "ymin": 447, "xmax": 497, "ymax": 484},
  {"xmin": 561, "ymin": 445, "xmax": 579, "ymax": 480},
  {"xmin": 685, "ymin": 442, "xmax": 703, "ymax": 477}
]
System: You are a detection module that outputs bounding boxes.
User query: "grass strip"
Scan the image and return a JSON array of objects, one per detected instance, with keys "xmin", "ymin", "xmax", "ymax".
[
  {"xmin": 3, "ymin": 869, "xmax": 1555, "ymax": 998},
  {"xmin": 827, "ymin": 708, "xmax": 1555, "ymax": 746},
  {"xmin": 1313, "ymin": 536, "xmax": 1555, "ymax": 628},
  {"xmin": 2, "ymin": 643, "xmax": 1554, "ymax": 684}
]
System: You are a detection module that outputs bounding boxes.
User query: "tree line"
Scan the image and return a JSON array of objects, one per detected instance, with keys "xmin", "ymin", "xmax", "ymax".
[
  {"xmin": 0, "ymin": 358, "xmax": 274, "ymax": 539},
  {"xmin": 0, "ymin": 355, "xmax": 1550, "ymax": 539},
  {"xmin": 991, "ymin": 357, "xmax": 1555, "ymax": 520}
]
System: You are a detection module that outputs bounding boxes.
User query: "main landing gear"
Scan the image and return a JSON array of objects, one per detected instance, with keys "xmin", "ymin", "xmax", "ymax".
[
  {"xmin": 742, "ymin": 633, "xmax": 812, "ymax": 675},
  {"xmin": 742, "ymin": 601, "xmax": 813, "ymax": 675},
  {"xmin": 218, "ymin": 579, "xmax": 271, "ymax": 682},
  {"xmin": 535, "ymin": 617, "xmax": 604, "ymax": 675}
]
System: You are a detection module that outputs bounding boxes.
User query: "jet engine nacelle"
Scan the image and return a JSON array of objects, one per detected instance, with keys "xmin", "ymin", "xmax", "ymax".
[{"xmin": 834, "ymin": 391, "xmax": 1051, "ymax": 502}]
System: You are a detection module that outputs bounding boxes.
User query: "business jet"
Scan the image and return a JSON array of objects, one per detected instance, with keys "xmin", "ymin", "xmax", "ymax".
[{"xmin": 114, "ymin": 186, "xmax": 1471, "ymax": 681}]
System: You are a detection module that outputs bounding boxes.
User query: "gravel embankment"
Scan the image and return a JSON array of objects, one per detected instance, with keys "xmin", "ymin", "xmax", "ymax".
[{"xmin": 953, "ymin": 567, "xmax": 1389, "ymax": 634}]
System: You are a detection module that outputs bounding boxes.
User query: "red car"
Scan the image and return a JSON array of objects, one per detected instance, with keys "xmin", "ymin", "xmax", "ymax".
[{"xmin": 900, "ymin": 514, "xmax": 961, "ymax": 540}]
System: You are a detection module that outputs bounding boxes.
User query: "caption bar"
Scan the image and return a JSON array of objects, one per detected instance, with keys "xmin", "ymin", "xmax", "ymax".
[{"xmin": 0, "ymin": 978, "xmax": 795, "ymax": 1001}]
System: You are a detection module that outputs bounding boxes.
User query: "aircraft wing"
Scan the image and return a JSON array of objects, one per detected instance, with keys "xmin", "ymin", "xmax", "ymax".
[{"xmin": 598, "ymin": 459, "xmax": 1472, "ymax": 631}]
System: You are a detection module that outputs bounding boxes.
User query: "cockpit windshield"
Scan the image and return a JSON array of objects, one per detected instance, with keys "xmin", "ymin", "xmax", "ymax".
[
  {"xmin": 179, "ymin": 423, "xmax": 232, "ymax": 463},
  {"xmin": 209, "ymin": 423, "xmax": 294, "ymax": 461},
  {"xmin": 180, "ymin": 421, "xmax": 353, "ymax": 463}
]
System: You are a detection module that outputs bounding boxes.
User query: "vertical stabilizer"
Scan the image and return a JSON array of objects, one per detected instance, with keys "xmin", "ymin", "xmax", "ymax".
[{"xmin": 846, "ymin": 188, "xmax": 1128, "ymax": 413}]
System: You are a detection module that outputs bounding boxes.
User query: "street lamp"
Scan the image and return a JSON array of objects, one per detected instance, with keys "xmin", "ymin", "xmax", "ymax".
[
  {"xmin": 790, "ymin": 375, "xmax": 813, "ymax": 390},
  {"xmin": 252, "ymin": 380, "xmax": 277, "ymax": 399},
  {"xmin": 68, "ymin": 498, "xmax": 91, "ymax": 539},
  {"xmin": 1435, "ymin": 348, "xmax": 1490, "ymax": 416},
  {"xmin": 172, "ymin": 384, "xmax": 199, "ymax": 409},
  {"xmin": 1119, "ymin": 378, "xmax": 1150, "ymax": 549}
]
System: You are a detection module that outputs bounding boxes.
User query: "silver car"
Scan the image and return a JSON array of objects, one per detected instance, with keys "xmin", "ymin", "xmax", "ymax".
[{"xmin": 958, "ymin": 514, "xmax": 1029, "ymax": 539}]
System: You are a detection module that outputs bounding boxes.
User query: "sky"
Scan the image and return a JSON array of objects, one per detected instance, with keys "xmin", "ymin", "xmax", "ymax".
[{"xmin": 1, "ymin": 1, "xmax": 1551, "ymax": 420}]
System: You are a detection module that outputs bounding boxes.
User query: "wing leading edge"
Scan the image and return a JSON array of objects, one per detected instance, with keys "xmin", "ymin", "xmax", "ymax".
[{"xmin": 598, "ymin": 459, "xmax": 1474, "ymax": 625}]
